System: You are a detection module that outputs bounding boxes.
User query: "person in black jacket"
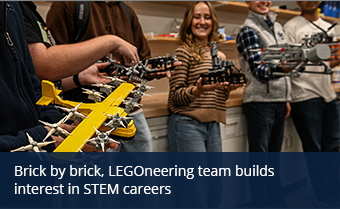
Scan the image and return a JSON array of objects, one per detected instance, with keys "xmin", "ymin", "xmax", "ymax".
[{"xmin": 0, "ymin": 1, "xmax": 117, "ymax": 152}]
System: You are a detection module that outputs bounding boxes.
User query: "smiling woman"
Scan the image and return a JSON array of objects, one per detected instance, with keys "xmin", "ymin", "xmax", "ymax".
[
  {"xmin": 167, "ymin": 1, "xmax": 244, "ymax": 153},
  {"xmin": 168, "ymin": 1, "xmax": 227, "ymax": 153},
  {"xmin": 190, "ymin": 2, "xmax": 213, "ymax": 43},
  {"xmin": 178, "ymin": 1, "xmax": 219, "ymax": 62},
  {"xmin": 166, "ymin": 4, "xmax": 245, "ymax": 206}
]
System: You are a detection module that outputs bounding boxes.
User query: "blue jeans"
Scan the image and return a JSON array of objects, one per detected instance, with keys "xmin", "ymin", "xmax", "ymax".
[
  {"xmin": 105, "ymin": 112, "xmax": 155, "ymax": 207},
  {"xmin": 243, "ymin": 102, "xmax": 287, "ymax": 152},
  {"xmin": 168, "ymin": 113, "xmax": 223, "ymax": 207},
  {"xmin": 167, "ymin": 113, "xmax": 222, "ymax": 152},
  {"xmin": 107, "ymin": 111, "xmax": 153, "ymax": 152},
  {"xmin": 290, "ymin": 98, "xmax": 340, "ymax": 152}
]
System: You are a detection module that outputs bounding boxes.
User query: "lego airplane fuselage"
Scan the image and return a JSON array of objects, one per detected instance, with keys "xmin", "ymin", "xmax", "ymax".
[{"xmin": 36, "ymin": 80, "xmax": 136, "ymax": 152}]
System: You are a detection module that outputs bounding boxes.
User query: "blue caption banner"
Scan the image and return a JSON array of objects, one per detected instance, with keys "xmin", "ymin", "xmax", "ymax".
[{"xmin": 1, "ymin": 152, "xmax": 340, "ymax": 208}]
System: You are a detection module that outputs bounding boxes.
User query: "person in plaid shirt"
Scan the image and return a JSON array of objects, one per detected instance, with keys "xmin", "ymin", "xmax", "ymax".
[
  {"xmin": 236, "ymin": 1, "xmax": 292, "ymax": 207},
  {"xmin": 236, "ymin": 1, "xmax": 292, "ymax": 152}
]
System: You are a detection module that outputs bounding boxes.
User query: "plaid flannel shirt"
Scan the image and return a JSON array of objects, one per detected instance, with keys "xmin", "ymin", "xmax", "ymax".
[{"xmin": 236, "ymin": 18, "xmax": 281, "ymax": 82}]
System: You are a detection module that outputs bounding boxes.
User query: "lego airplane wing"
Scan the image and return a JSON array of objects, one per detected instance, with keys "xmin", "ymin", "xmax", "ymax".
[{"xmin": 54, "ymin": 108, "xmax": 108, "ymax": 152}]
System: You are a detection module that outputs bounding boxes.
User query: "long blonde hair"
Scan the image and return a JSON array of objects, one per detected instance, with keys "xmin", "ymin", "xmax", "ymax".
[{"xmin": 179, "ymin": 1, "xmax": 219, "ymax": 62}]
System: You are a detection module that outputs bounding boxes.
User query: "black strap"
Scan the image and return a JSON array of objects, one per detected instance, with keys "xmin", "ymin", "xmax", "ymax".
[
  {"xmin": 308, "ymin": 20, "xmax": 327, "ymax": 34},
  {"xmin": 72, "ymin": 1, "xmax": 90, "ymax": 43},
  {"xmin": 72, "ymin": 2, "xmax": 132, "ymax": 43},
  {"xmin": 119, "ymin": 1, "xmax": 132, "ymax": 29},
  {"xmin": 308, "ymin": 20, "xmax": 337, "ymax": 43},
  {"xmin": 73, "ymin": 74, "xmax": 82, "ymax": 87},
  {"xmin": 327, "ymin": 22, "xmax": 337, "ymax": 32}
]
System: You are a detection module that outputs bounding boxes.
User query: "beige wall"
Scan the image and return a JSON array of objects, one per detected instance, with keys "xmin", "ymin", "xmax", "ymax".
[
  {"xmin": 34, "ymin": 1, "xmax": 299, "ymax": 94},
  {"xmin": 35, "ymin": 1, "xmax": 300, "ymax": 34}
]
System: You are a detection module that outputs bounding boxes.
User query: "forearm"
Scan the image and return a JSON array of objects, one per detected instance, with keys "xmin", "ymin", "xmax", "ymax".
[
  {"xmin": 330, "ymin": 59, "xmax": 340, "ymax": 68},
  {"xmin": 61, "ymin": 76, "xmax": 77, "ymax": 92},
  {"xmin": 61, "ymin": 62, "xmax": 111, "ymax": 92},
  {"xmin": 169, "ymin": 69, "xmax": 197, "ymax": 105},
  {"xmin": 191, "ymin": 86, "xmax": 205, "ymax": 97},
  {"xmin": 171, "ymin": 86, "xmax": 197, "ymax": 106},
  {"xmin": 29, "ymin": 35, "xmax": 125, "ymax": 81}
]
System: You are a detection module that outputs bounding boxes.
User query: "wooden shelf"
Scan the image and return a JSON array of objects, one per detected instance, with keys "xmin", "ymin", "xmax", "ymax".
[
  {"xmin": 145, "ymin": 35, "xmax": 179, "ymax": 42},
  {"xmin": 40, "ymin": 1, "xmax": 340, "ymax": 23},
  {"xmin": 145, "ymin": 35, "xmax": 235, "ymax": 45},
  {"xmin": 150, "ymin": 1, "xmax": 222, "ymax": 7},
  {"xmin": 214, "ymin": 1, "xmax": 249, "ymax": 13},
  {"xmin": 150, "ymin": 1, "xmax": 340, "ymax": 23},
  {"xmin": 323, "ymin": 15, "xmax": 340, "ymax": 23},
  {"xmin": 149, "ymin": 1, "xmax": 192, "ymax": 7},
  {"xmin": 217, "ymin": 1, "xmax": 340, "ymax": 23}
]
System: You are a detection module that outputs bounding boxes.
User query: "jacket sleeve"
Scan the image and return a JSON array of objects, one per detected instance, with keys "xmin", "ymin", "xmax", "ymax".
[
  {"xmin": 16, "ymin": 54, "xmax": 59, "ymax": 151},
  {"xmin": 236, "ymin": 26, "xmax": 283, "ymax": 82},
  {"xmin": 168, "ymin": 47, "xmax": 198, "ymax": 106},
  {"xmin": 0, "ymin": 125, "xmax": 55, "ymax": 152}
]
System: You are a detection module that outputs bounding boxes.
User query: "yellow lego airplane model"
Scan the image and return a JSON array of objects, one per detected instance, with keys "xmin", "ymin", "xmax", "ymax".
[{"xmin": 36, "ymin": 80, "xmax": 136, "ymax": 152}]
